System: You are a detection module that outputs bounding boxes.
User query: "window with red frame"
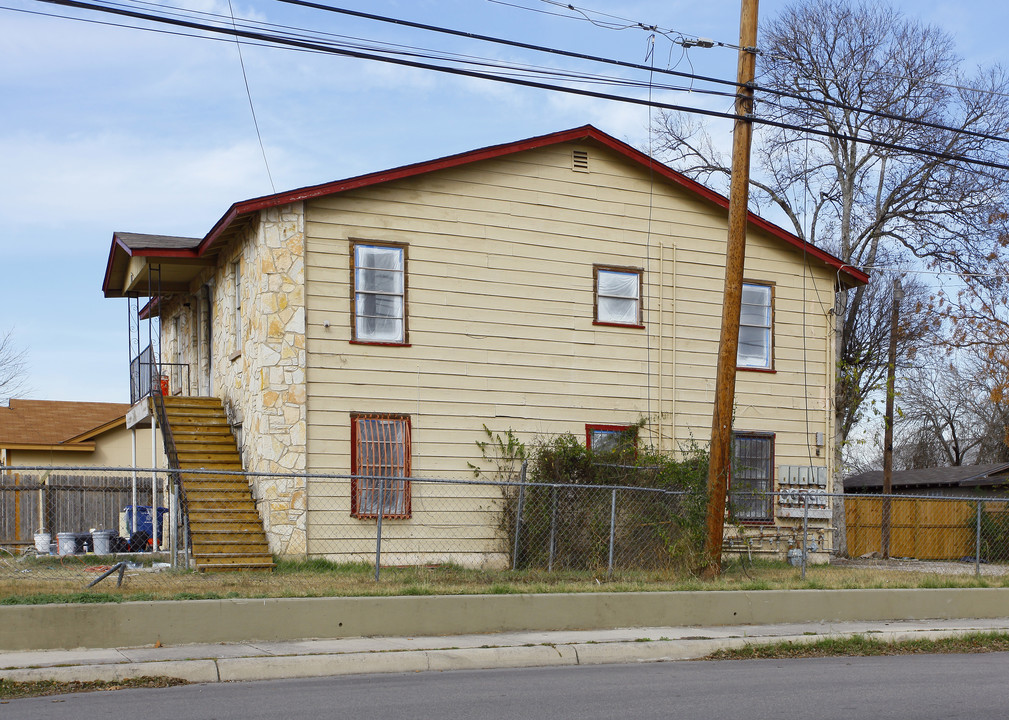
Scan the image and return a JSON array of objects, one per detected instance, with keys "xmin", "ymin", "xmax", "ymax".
[
  {"xmin": 593, "ymin": 265, "xmax": 643, "ymax": 327},
  {"xmin": 729, "ymin": 432, "xmax": 774, "ymax": 522},
  {"xmin": 351, "ymin": 414, "xmax": 411, "ymax": 518},
  {"xmin": 585, "ymin": 424, "xmax": 634, "ymax": 453}
]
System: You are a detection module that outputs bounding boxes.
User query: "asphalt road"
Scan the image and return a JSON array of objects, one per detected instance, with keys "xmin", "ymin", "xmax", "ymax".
[{"xmin": 6, "ymin": 653, "xmax": 1009, "ymax": 719}]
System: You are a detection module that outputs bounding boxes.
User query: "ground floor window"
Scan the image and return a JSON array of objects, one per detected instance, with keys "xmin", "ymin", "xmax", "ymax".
[
  {"xmin": 351, "ymin": 414, "xmax": 411, "ymax": 519},
  {"xmin": 585, "ymin": 424, "xmax": 634, "ymax": 453},
  {"xmin": 730, "ymin": 432, "xmax": 774, "ymax": 521}
]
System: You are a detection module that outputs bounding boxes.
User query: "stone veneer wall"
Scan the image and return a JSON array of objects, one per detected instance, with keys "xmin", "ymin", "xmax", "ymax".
[
  {"xmin": 162, "ymin": 202, "xmax": 308, "ymax": 556},
  {"xmin": 216, "ymin": 202, "xmax": 308, "ymax": 556}
]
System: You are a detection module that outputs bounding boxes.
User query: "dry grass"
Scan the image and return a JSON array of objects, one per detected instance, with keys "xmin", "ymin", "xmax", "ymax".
[
  {"xmin": 707, "ymin": 631, "xmax": 1009, "ymax": 660},
  {"xmin": 0, "ymin": 676, "xmax": 188, "ymax": 700},
  {"xmin": 3, "ymin": 555, "xmax": 1009, "ymax": 604}
]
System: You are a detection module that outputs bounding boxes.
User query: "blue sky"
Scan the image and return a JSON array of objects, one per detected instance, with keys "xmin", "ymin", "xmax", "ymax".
[{"xmin": 0, "ymin": 0, "xmax": 1005, "ymax": 402}]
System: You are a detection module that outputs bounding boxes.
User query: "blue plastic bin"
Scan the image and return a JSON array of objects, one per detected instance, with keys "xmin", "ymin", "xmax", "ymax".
[{"xmin": 123, "ymin": 506, "xmax": 168, "ymax": 538}]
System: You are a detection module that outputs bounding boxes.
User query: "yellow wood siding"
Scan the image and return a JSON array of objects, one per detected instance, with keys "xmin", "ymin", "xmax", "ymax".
[{"xmin": 302, "ymin": 142, "xmax": 838, "ymax": 558}]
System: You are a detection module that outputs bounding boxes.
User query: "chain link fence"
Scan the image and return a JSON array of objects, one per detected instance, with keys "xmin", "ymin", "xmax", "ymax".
[{"xmin": 3, "ymin": 466, "xmax": 1009, "ymax": 596}]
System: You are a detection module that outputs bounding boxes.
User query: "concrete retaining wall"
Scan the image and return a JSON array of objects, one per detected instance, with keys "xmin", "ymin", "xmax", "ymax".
[{"xmin": 4, "ymin": 588, "xmax": 1009, "ymax": 651}]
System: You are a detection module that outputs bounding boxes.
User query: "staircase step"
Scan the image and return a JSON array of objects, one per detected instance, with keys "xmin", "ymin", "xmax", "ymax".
[
  {"xmin": 192, "ymin": 541, "xmax": 270, "ymax": 555},
  {"xmin": 176, "ymin": 462, "xmax": 244, "ymax": 471},
  {"xmin": 176, "ymin": 452, "xmax": 243, "ymax": 465},
  {"xmin": 198, "ymin": 561, "xmax": 276, "ymax": 573},
  {"xmin": 157, "ymin": 395, "xmax": 273, "ymax": 573},
  {"xmin": 163, "ymin": 396, "xmax": 225, "ymax": 407},
  {"xmin": 189, "ymin": 530, "xmax": 269, "ymax": 543}
]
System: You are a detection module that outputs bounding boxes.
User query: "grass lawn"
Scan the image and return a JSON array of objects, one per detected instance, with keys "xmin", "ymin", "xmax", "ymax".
[{"xmin": 3, "ymin": 555, "xmax": 1009, "ymax": 604}]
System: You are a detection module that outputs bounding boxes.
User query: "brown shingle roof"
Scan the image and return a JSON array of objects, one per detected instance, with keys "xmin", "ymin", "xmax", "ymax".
[
  {"xmin": 0, "ymin": 399, "xmax": 129, "ymax": 448},
  {"xmin": 844, "ymin": 463, "xmax": 1009, "ymax": 491},
  {"xmin": 113, "ymin": 232, "xmax": 201, "ymax": 251}
]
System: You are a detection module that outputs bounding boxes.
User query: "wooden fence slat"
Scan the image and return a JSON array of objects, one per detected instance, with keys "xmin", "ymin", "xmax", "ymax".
[
  {"xmin": 845, "ymin": 496, "xmax": 974, "ymax": 560},
  {"xmin": 1, "ymin": 473, "xmax": 154, "ymax": 544}
]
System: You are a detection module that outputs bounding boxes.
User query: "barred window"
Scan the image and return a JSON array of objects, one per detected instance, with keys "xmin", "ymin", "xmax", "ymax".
[
  {"xmin": 351, "ymin": 414, "xmax": 411, "ymax": 519},
  {"xmin": 730, "ymin": 432, "xmax": 774, "ymax": 522}
]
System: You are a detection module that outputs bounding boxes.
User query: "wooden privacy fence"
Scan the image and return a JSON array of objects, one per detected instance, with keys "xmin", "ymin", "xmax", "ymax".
[
  {"xmin": 0, "ymin": 473, "xmax": 153, "ymax": 545},
  {"xmin": 845, "ymin": 496, "xmax": 975, "ymax": 560}
]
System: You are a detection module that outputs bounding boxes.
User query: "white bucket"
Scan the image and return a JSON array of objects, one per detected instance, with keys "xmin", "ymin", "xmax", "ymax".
[
  {"xmin": 34, "ymin": 532, "xmax": 51, "ymax": 554},
  {"xmin": 92, "ymin": 530, "xmax": 115, "ymax": 555},
  {"xmin": 56, "ymin": 532, "xmax": 76, "ymax": 556}
]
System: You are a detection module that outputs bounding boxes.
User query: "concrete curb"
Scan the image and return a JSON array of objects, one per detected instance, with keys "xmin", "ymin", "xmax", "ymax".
[
  {"xmin": 4, "ymin": 625, "xmax": 1005, "ymax": 685},
  {"xmin": 9, "ymin": 588, "xmax": 1009, "ymax": 651}
]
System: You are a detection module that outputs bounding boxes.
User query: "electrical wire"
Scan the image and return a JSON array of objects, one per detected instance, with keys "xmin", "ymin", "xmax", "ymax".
[
  {"xmin": 271, "ymin": 0, "xmax": 1009, "ymax": 147},
  {"xmin": 21, "ymin": 0, "xmax": 1009, "ymax": 173},
  {"xmin": 23, "ymin": 0, "xmax": 1009, "ymax": 150},
  {"xmin": 226, "ymin": 0, "xmax": 275, "ymax": 193}
]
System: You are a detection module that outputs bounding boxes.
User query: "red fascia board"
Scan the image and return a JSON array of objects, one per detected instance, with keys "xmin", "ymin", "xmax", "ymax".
[
  {"xmin": 102, "ymin": 235, "xmax": 134, "ymax": 298},
  {"xmin": 582, "ymin": 130, "xmax": 869, "ymax": 286},
  {"xmin": 179, "ymin": 124, "xmax": 863, "ymax": 286},
  {"xmin": 196, "ymin": 126, "xmax": 607, "ymax": 254}
]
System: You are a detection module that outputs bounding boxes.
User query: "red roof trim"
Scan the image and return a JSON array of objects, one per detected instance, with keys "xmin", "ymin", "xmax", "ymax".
[{"xmin": 117, "ymin": 125, "xmax": 867, "ymax": 287}]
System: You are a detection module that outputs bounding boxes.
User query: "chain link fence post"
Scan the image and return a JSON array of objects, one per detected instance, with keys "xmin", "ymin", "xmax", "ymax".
[
  {"xmin": 976, "ymin": 498, "xmax": 982, "ymax": 578},
  {"xmin": 607, "ymin": 488, "xmax": 617, "ymax": 581},
  {"xmin": 548, "ymin": 485, "xmax": 558, "ymax": 573},
  {"xmin": 801, "ymin": 493, "xmax": 808, "ymax": 580},
  {"xmin": 512, "ymin": 460, "xmax": 527, "ymax": 572},
  {"xmin": 375, "ymin": 475, "xmax": 385, "ymax": 582}
]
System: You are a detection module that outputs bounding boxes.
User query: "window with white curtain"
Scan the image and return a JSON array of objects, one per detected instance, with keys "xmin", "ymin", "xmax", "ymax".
[
  {"xmin": 738, "ymin": 282, "xmax": 772, "ymax": 369},
  {"xmin": 594, "ymin": 265, "xmax": 642, "ymax": 327},
  {"xmin": 352, "ymin": 241, "xmax": 407, "ymax": 344}
]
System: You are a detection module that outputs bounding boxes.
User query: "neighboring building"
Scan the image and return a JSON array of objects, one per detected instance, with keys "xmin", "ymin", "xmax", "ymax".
[
  {"xmin": 842, "ymin": 464, "xmax": 1009, "ymax": 560},
  {"xmin": 844, "ymin": 464, "xmax": 1009, "ymax": 497},
  {"xmin": 0, "ymin": 399, "xmax": 158, "ymax": 468},
  {"xmin": 101, "ymin": 125, "xmax": 867, "ymax": 563}
]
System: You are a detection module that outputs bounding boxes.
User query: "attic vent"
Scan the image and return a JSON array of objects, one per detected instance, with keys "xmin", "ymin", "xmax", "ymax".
[{"xmin": 572, "ymin": 149, "xmax": 590, "ymax": 173}]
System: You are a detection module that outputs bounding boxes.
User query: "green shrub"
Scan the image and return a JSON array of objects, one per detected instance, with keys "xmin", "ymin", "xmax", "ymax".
[{"xmin": 504, "ymin": 432, "xmax": 708, "ymax": 572}]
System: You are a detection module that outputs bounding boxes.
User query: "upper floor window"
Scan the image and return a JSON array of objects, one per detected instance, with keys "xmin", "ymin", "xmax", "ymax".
[
  {"xmin": 352, "ymin": 241, "xmax": 407, "ymax": 345},
  {"xmin": 594, "ymin": 265, "xmax": 643, "ymax": 327},
  {"xmin": 232, "ymin": 259, "xmax": 242, "ymax": 349},
  {"xmin": 738, "ymin": 282, "xmax": 772, "ymax": 369}
]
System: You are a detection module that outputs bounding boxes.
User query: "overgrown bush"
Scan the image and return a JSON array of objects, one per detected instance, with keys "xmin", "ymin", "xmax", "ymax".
[
  {"xmin": 976, "ymin": 506, "xmax": 1009, "ymax": 562},
  {"xmin": 503, "ymin": 431, "xmax": 708, "ymax": 572}
]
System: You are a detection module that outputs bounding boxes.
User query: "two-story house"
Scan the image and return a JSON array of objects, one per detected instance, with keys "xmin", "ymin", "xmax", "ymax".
[{"xmin": 101, "ymin": 125, "xmax": 867, "ymax": 568}]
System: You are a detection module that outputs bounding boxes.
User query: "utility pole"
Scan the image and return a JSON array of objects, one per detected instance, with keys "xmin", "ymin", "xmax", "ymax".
[
  {"xmin": 881, "ymin": 277, "xmax": 902, "ymax": 559},
  {"xmin": 702, "ymin": 0, "xmax": 760, "ymax": 578}
]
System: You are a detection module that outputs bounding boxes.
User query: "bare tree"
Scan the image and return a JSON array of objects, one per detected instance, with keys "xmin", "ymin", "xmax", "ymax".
[
  {"xmin": 893, "ymin": 350, "xmax": 1009, "ymax": 469},
  {"xmin": 652, "ymin": 0, "xmax": 1009, "ymax": 448},
  {"xmin": 0, "ymin": 328, "xmax": 27, "ymax": 399}
]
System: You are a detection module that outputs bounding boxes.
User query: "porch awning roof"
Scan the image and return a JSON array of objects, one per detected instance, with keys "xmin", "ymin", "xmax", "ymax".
[{"xmin": 102, "ymin": 232, "xmax": 216, "ymax": 298}]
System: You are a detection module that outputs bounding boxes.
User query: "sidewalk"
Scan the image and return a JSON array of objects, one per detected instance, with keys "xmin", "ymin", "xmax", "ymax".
[{"xmin": 4, "ymin": 618, "xmax": 1009, "ymax": 685}]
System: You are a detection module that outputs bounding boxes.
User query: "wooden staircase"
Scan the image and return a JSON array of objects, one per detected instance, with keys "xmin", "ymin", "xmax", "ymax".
[{"xmin": 158, "ymin": 396, "xmax": 274, "ymax": 572}]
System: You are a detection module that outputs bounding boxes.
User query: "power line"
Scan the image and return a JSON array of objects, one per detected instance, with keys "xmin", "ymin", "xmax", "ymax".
[
  {"xmin": 272, "ymin": 0, "xmax": 742, "ymax": 91},
  {"xmin": 27, "ymin": 0, "xmax": 1009, "ymax": 149},
  {"xmin": 24, "ymin": 0, "xmax": 1009, "ymax": 173},
  {"xmin": 226, "ymin": 0, "xmax": 275, "ymax": 193},
  {"xmin": 271, "ymin": 0, "xmax": 1009, "ymax": 147}
]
